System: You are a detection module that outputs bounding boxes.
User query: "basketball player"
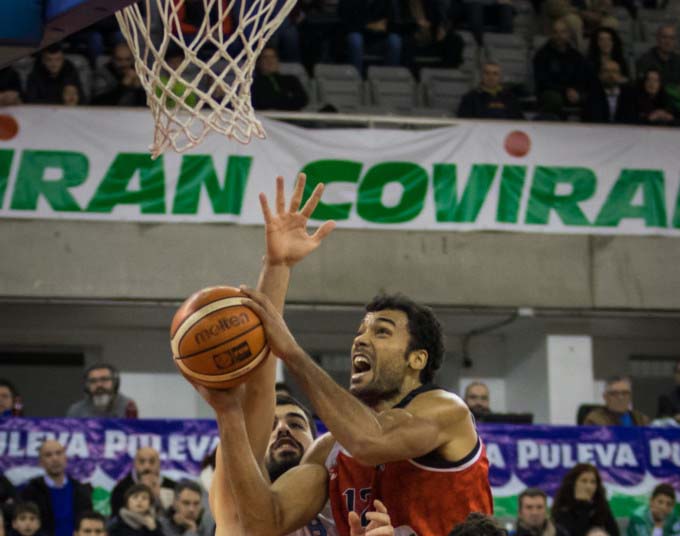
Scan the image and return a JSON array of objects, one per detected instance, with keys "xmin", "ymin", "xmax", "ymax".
[
  {"xmin": 197, "ymin": 175, "xmax": 394, "ymax": 536},
  {"xmin": 194, "ymin": 181, "xmax": 492, "ymax": 535}
]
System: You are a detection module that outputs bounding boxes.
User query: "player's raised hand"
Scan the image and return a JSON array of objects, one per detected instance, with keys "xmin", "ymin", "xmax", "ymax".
[
  {"xmin": 349, "ymin": 500, "xmax": 395, "ymax": 536},
  {"xmin": 260, "ymin": 174, "xmax": 336, "ymax": 267}
]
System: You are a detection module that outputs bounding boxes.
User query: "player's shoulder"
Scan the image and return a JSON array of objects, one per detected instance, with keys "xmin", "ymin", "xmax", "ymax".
[{"xmin": 407, "ymin": 387, "xmax": 471, "ymax": 422}]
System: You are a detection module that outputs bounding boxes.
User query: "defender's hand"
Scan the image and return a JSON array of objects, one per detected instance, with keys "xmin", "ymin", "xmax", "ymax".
[{"xmin": 260, "ymin": 174, "xmax": 335, "ymax": 267}]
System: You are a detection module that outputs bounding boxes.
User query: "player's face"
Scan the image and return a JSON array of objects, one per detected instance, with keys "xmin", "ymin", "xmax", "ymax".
[
  {"xmin": 350, "ymin": 309, "xmax": 411, "ymax": 404},
  {"xmin": 267, "ymin": 404, "xmax": 314, "ymax": 460},
  {"xmin": 650, "ymin": 494, "xmax": 674, "ymax": 523},
  {"xmin": 519, "ymin": 496, "xmax": 547, "ymax": 528},
  {"xmin": 574, "ymin": 471, "xmax": 598, "ymax": 501},
  {"xmin": 135, "ymin": 447, "xmax": 161, "ymax": 476}
]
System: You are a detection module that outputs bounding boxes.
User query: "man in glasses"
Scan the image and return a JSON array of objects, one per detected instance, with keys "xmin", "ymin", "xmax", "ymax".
[
  {"xmin": 584, "ymin": 376, "xmax": 650, "ymax": 426},
  {"xmin": 66, "ymin": 363, "xmax": 138, "ymax": 418}
]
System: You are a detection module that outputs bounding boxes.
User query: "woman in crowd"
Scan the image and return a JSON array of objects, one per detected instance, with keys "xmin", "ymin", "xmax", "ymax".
[
  {"xmin": 587, "ymin": 27, "xmax": 630, "ymax": 80},
  {"xmin": 108, "ymin": 484, "xmax": 163, "ymax": 536},
  {"xmin": 635, "ymin": 69, "xmax": 677, "ymax": 126},
  {"xmin": 552, "ymin": 464, "xmax": 619, "ymax": 536}
]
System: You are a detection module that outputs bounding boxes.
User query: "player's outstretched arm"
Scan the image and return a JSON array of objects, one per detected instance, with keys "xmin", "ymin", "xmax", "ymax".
[
  {"xmin": 245, "ymin": 173, "xmax": 336, "ymax": 463},
  {"xmin": 349, "ymin": 500, "xmax": 395, "ymax": 536},
  {"xmin": 197, "ymin": 385, "xmax": 330, "ymax": 536},
  {"xmin": 241, "ymin": 287, "xmax": 469, "ymax": 466}
]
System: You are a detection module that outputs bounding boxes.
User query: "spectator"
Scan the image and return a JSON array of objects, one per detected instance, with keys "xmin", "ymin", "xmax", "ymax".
[
  {"xmin": 534, "ymin": 19, "xmax": 594, "ymax": 118},
  {"xmin": 402, "ymin": 0, "xmax": 464, "ymax": 69},
  {"xmin": 1, "ymin": 473, "xmax": 17, "ymax": 535},
  {"xmin": 66, "ymin": 363, "xmax": 138, "ymax": 419},
  {"xmin": 582, "ymin": 59, "xmax": 636, "ymax": 123},
  {"xmin": 251, "ymin": 47, "xmax": 308, "ymax": 111},
  {"xmin": 61, "ymin": 85, "xmax": 81, "ymax": 107},
  {"xmin": 159, "ymin": 481, "xmax": 210, "ymax": 536},
  {"xmin": 635, "ymin": 24, "xmax": 680, "ymax": 110},
  {"xmin": 627, "ymin": 484, "xmax": 678, "ymax": 536},
  {"xmin": 92, "ymin": 42, "xmax": 146, "ymax": 107},
  {"xmin": 580, "ymin": 0, "xmax": 619, "ymax": 37},
  {"xmin": 24, "ymin": 44, "xmax": 84, "ymax": 105},
  {"xmin": 73, "ymin": 512, "xmax": 106, "ymax": 536},
  {"xmin": 0, "ymin": 67, "xmax": 22, "ymax": 106},
  {"xmin": 463, "ymin": 381, "xmax": 491, "ymax": 418},
  {"xmin": 20, "ymin": 440, "xmax": 92, "ymax": 536},
  {"xmin": 450, "ymin": 513, "xmax": 507, "ymax": 536},
  {"xmin": 587, "ymin": 27, "xmax": 630, "ymax": 80},
  {"xmin": 458, "ymin": 62, "xmax": 524, "ymax": 119},
  {"xmin": 338, "ymin": 0, "xmax": 402, "ymax": 74},
  {"xmin": 9, "ymin": 503, "xmax": 43, "ymax": 536},
  {"xmin": 634, "ymin": 69, "xmax": 677, "ymax": 126},
  {"xmin": 297, "ymin": 0, "xmax": 343, "ymax": 72},
  {"xmin": 542, "ymin": 0, "xmax": 585, "ymax": 52},
  {"xmin": 110, "ymin": 448, "xmax": 175, "ymax": 518},
  {"xmin": 584, "ymin": 376, "xmax": 650, "ymax": 426},
  {"xmin": 656, "ymin": 361, "xmax": 680, "ymax": 423},
  {"xmin": 0, "ymin": 380, "xmax": 19, "ymax": 417},
  {"xmin": 459, "ymin": 0, "xmax": 514, "ymax": 46},
  {"xmin": 516, "ymin": 488, "xmax": 569, "ymax": 536},
  {"xmin": 108, "ymin": 485, "xmax": 162, "ymax": 536},
  {"xmin": 552, "ymin": 463, "xmax": 619, "ymax": 536}
]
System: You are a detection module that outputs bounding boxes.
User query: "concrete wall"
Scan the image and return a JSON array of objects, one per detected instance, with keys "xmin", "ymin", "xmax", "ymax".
[{"xmin": 3, "ymin": 220, "xmax": 680, "ymax": 309}]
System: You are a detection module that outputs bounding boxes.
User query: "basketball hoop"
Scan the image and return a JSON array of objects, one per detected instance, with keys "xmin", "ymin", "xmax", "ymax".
[{"xmin": 116, "ymin": 0, "xmax": 297, "ymax": 158}]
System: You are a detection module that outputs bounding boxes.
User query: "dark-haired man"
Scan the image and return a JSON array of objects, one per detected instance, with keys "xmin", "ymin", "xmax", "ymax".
[
  {"xmin": 0, "ymin": 379, "xmax": 19, "ymax": 417},
  {"xmin": 515, "ymin": 488, "xmax": 568, "ymax": 536},
  {"xmin": 73, "ymin": 512, "xmax": 106, "ymax": 536},
  {"xmin": 627, "ymin": 484, "xmax": 679, "ymax": 536},
  {"xmin": 195, "ymin": 175, "xmax": 492, "ymax": 535},
  {"xmin": 160, "ymin": 481, "xmax": 210, "ymax": 536}
]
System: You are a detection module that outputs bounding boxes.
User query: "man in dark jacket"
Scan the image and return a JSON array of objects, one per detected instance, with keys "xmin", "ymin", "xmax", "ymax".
[
  {"xmin": 584, "ymin": 376, "xmax": 650, "ymax": 426},
  {"xmin": 657, "ymin": 361, "xmax": 680, "ymax": 424},
  {"xmin": 24, "ymin": 44, "xmax": 84, "ymax": 105},
  {"xmin": 516, "ymin": 488, "xmax": 569, "ymax": 536},
  {"xmin": 251, "ymin": 47, "xmax": 308, "ymax": 111},
  {"xmin": 458, "ymin": 62, "xmax": 523, "ymax": 119},
  {"xmin": 582, "ymin": 59, "xmax": 637, "ymax": 124},
  {"xmin": 20, "ymin": 440, "xmax": 92, "ymax": 536},
  {"xmin": 92, "ymin": 42, "xmax": 146, "ymax": 106},
  {"xmin": 110, "ymin": 447, "xmax": 176, "ymax": 518},
  {"xmin": 533, "ymin": 19, "xmax": 592, "ymax": 118}
]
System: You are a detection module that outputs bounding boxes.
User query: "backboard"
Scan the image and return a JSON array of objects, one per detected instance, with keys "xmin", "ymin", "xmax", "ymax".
[{"xmin": 0, "ymin": 0, "xmax": 137, "ymax": 67}]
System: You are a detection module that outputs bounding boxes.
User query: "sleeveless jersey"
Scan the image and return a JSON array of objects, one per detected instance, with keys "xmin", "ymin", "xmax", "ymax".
[
  {"xmin": 326, "ymin": 384, "xmax": 493, "ymax": 536},
  {"xmin": 288, "ymin": 501, "xmax": 338, "ymax": 536}
]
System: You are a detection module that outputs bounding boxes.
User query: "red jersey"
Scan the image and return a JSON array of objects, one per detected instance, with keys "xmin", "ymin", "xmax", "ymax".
[{"xmin": 326, "ymin": 385, "xmax": 493, "ymax": 536}]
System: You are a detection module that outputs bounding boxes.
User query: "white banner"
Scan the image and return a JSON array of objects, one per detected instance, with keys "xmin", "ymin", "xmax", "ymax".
[{"xmin": 1, "ymin": 106, "xmax": 679, "ymax": 236}]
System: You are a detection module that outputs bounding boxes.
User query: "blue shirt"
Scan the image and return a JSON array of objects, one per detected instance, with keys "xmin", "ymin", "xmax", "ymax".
[
  {"xmin": 620, "ymin": 412, "xmax": 634, "ymax": 426},
  {"xmin": 45, "ymin": 477, "xmax": 74, "ymax": 536}
]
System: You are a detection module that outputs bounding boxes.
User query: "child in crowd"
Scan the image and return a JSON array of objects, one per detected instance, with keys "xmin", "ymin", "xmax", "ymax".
[
  {"xmin": 108, "ymin": 484, "xmax": 162, "ymax": 536},
  {"xmin": 10, "ymin": 503, "xmax": 42, "ymax": 536}
]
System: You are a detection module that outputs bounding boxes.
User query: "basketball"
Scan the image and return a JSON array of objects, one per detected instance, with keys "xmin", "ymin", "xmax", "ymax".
[
  {"xmin": 170, "ymin": 286, "xmax": 268, "ymax": 389},
  {"xmin": 0, "ymin": 115, "xmax": 19, "ymax": 141}
]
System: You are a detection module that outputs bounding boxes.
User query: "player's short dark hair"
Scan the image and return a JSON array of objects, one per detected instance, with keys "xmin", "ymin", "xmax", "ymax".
[
  {"xmin": 449, "ymin": 513, "xmax": 506, "ymax": 536},
  {"xmin": 366, "ymin": 293, "xmax": 445, "ymax": 383},
  {"xmin": 0, "ymin": 378, "xmax": 17, "ymax": 399},
  {"xmin": 276, "ymin": 393, "xmax": 318, "ymax": 438},
  {"xmin": 75, "ymin": 511, "xmax": 106, "ymax": 531},
  {"xmin": 651, "ymin": 483, "xmax": 676, "ymax": 501},
  {"xmin": 174, "ymin": 479, "xmax": 202, "ymax": 498},
  {"xmin": 12, "ymin": 502, "xmax": 40, "ymax": 520},
  {"xmin": 519, "ymin": 488, "xmax": 547, "ymax": 508}
]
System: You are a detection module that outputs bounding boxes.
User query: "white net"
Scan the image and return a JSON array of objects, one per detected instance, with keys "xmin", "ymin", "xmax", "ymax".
[{"xmin": 116, "ymin": 0, "xmax": 297, "ymax": 158}]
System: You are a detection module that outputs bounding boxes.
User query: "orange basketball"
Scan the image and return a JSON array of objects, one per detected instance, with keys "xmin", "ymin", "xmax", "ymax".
[{"xmin": 170, "ymin": 286, "xmax": 268, "ymax": 389}]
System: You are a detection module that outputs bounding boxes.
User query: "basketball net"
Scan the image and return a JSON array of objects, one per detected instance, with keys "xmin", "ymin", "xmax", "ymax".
[{"xmin": 116, "ymin": 0, "xmax": 297, "ymax": 158}]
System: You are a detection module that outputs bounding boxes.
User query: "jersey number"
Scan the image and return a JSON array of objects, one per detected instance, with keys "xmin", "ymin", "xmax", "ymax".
[{"xmin": 343, "ymin": 487, "xmax": 372, "ymax": 526}]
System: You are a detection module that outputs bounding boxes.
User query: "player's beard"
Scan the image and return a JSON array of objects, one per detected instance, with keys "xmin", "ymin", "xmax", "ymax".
[
  {"xmin": 266, "ymin": 451, "xmax": 303, "ymax": 482},
  {"xmin": 350, "ymin": 355, "xmax": 406, "ymax": 407}
]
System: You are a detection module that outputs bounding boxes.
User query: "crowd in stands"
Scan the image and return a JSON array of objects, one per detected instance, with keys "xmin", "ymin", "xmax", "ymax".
[
  {"xmin": 0, "ymin": 0, "xmax": 678, "ymax": 125},
  {"xmin": 0, "ymin": 362, "xmax": 679, "ymax": 535}
]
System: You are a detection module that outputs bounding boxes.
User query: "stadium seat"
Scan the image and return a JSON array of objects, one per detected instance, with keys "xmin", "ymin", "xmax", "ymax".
[
  {"xmin": 420, "ymin": 68, "xmax": 472, "ymax": 114},
  {"xmin": 366, "ymin": 66, "xmax": 417, "ymax": 112},
  {"xmin": 65, "ymin": 53, "xmax": 92, "ymax": 103},
  {"xmin": 279, "ymin": 62, "xmax": 316, "ymax": 108},
  {"xmin": 314, "ymin": 63, "xmax": 364, "ymax": 112},
  {"xmin": 576, "ymin": 403, "xmax": 603, "ymax": 425}
]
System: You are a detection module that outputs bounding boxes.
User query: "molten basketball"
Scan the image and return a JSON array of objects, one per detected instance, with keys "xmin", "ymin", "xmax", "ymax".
[{"xmin": 170, "ymin": 286, "xmax": 268, "ymax": 389}]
